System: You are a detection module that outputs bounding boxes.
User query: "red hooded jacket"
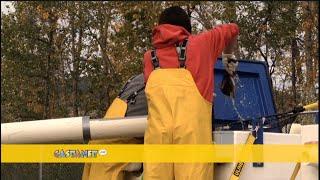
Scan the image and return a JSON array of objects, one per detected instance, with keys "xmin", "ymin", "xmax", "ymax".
[{"xmin": 143, "ymin": 23, "xmax": 239, "ymax": 103}]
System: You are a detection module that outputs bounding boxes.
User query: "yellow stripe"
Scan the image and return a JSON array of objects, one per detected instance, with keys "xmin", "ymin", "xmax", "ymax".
[
  {"xmin": 303, "ymin": 102, "xmax": 318, "ymax": 111},
  {"xmin": 229, "ymin": 134, "xmax": 256, "ymax": 180},
  {"xmin": 1, "ymin": 144, "xmax": 318, "ymax": 163},
  {"xmin": 290, "ymin": 163, "xmax": 301, "ymax": 180}
]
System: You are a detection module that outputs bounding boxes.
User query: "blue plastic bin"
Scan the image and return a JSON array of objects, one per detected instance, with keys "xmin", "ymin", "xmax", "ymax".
[{"xmin": 213, "ymin": 58, "xmax": 279, "ymax": 132}]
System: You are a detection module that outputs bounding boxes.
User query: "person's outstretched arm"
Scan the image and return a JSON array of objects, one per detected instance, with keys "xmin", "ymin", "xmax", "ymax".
[{"xmin": 196, "ymin": 23, "xmax": 239, "ymax": 60}]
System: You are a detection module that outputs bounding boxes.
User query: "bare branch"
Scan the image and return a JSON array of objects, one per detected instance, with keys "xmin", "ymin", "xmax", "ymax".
[{"xmin": 258, "ymin": 47, "xmax": 268, "ymax": 62}]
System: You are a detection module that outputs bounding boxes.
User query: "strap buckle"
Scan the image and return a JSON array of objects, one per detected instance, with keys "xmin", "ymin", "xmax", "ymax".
[
  {"xmin": 127, "ymin": 91, "xmax": 138, "ymax": 104},
  {"xmin": 177, "ymin": 39, "xmax": 188, "ymax": 68},
  {"xmin": 151, "ymin": 50, "xmax": 160, "ymax": 69},
  {"xmin": 126, "ymin": 86, "xmax": 145, "ymax": 105}
]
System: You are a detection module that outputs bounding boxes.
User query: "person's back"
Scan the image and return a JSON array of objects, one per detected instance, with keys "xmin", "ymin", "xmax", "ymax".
[
  {"xmin": 144, "ymin": 9, "xmax": 239, "ymax": 103},
  {"xmin": 143, "ymin": 6, "xmax": 239, "ymax": 180}
]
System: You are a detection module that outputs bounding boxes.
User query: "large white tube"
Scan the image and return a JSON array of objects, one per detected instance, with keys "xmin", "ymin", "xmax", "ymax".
[
  {"xmin": 90, "ymin": 116, "xmax": 147, "ymax": 140},
  {"xmin": 1, "ymin": 116, "xmax": 147, "ymax": 144}
]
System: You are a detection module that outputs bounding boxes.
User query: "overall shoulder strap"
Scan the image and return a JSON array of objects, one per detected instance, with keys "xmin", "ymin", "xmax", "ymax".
[
  {"xmin": 150, "ymin": 49, "xmax": 160, "ymax": 69},
  {"xmin": 151, "ymin": 38, "xmax": 188, "ymax": 69},
  {"xmin": 176, "ymin": 39, "xmax": 188, "ymax": 68}
]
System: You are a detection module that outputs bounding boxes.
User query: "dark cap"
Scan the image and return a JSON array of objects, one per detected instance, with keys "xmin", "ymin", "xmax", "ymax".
[{"xmin": 158, "ymin": 6, "xmax": 192, "ymax": 33}]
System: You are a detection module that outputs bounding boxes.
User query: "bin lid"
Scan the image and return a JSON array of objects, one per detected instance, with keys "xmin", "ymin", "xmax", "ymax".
[{"xmin": 213, "ymin": 58, "xmax": 279, "ymax": 132}]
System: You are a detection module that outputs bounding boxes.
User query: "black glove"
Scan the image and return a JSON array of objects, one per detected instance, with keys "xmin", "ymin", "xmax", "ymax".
[{"xmin": 220, "ymin": 72, "xmax": 236, "ymax": 98}]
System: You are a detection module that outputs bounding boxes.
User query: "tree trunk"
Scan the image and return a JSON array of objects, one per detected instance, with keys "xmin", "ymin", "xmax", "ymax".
[
  {"xmin": 44, "ymin": 24, "xmax": 55, "ymax": 119},
  {"xmin": 71, "ymin": 11, "xmax": 80, "ymax": 117},
  {"xmin": 304, "ymin": 2, "xmax": 314, "ymax": 90},
  {"xmin": 291, "ymin": 38, "xmax": 298, "ymax": 105},
  {"xmin": 290, "ymin": 2, "xmax": 303, "ymax": 103},
  {"xmin": 281, "ymin": 75, "xmax": 288, "ymax": 113},
  {"xmin": 98, "ymin": 9, "xmax": 112, "ymax": 116}
]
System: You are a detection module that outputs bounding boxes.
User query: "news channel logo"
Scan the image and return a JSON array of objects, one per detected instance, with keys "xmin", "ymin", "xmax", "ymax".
[{"xmin": 54, "ymin": 149, "xmax": 107, "ymax": 158}]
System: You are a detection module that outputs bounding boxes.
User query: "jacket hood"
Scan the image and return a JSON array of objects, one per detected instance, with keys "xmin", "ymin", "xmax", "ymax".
[{"xmin": 152, "ymin": 24, "xmax": 190, "ymax": 49}]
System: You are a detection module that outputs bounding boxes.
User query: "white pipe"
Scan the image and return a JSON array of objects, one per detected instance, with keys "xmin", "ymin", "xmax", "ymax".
[
  {"xmin": 1, "ymin": 116, "xmax": 147, "ymax": 144},
  {"xmin": 90, "ymin": 116, "xmax": 147, "ymax": 140}
]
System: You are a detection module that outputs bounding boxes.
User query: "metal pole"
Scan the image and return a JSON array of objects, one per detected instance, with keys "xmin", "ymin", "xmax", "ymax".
[{"xmin": 39, "ymin": 163, "xmax": 42, "ymax": 180}]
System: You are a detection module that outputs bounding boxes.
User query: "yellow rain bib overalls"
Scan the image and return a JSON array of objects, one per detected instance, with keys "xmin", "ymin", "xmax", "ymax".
[
  {"xmin": 144, "ymin": 39, "xmax": 213, "ymax": 180},
  {"xmin": 82, "ymin": 96, "xmax": 143, "ymax": 180}
]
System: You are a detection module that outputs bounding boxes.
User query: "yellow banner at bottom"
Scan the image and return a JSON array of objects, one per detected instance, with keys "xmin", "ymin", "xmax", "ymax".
[{"xmin": 1, "ymin": 144, "xmax": 318, "ymax": 163}]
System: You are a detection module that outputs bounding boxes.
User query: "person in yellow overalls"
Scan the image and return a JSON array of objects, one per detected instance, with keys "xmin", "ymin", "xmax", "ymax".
[
  {"xmin": 142, "ymin": 6, "xmax": 239, "ymax": 180},
  {"xmin": 82, "ymin": 74, "xmax": 146, "ymax": 180}
]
